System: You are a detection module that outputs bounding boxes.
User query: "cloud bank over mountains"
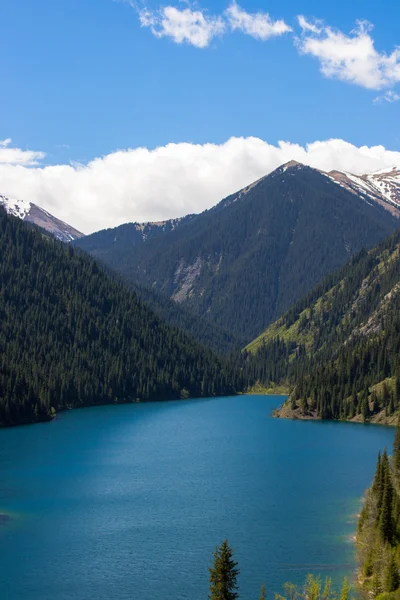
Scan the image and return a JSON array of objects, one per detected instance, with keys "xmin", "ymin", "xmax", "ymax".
[{"xmin": 1, "ymin": 137, "xmax": 400, "ymax": 234}]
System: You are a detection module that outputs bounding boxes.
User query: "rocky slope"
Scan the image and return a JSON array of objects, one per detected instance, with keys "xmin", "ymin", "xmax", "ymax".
[
  {"xmin": 328, "ymin": 166, "xmax": 400, "ymax": 218},
  {"xmin": 0, "ymin": 194, "xmax": 83, "ymax": 242}
]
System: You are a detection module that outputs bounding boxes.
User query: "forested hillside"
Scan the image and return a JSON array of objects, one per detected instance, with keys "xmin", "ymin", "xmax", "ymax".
[
  {"xmin": 0, "ymin": 210, "xmax": 241, "ymax": 427},
  {"xmin": 74, "ymin": 162, "xmax": 398, "ymax": 343},
  {"xmin": 76, "ymin": 219, "xmax": 242, "ymax": 353},
  {"xmin": 357, "ymin": 427, "xmax": 400, "ymax": 596},
  {"xmin": 123, "ymin": 279, "xmax": 243, "ymax": 353},
  {"xmin": 247, "ymin": 229, "xmax": 400, "ymax": 422}
]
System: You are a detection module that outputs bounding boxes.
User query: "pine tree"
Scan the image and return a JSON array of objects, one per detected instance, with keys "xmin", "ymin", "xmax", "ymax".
[
  {"xmin": 362, "ymin": 398, "xmax": 370, "ymax": 422},
  {"xmin": 372, "ymin": 450, "xmax": 382, "ymax": 496},
  {"xmin": 209, "ymin": 540, "xmax": 239, "ymax": 600},
  {"xmin": 384, "ymin": 551, "xmax": 399, "ymax": 592},
  {"xmin": 393, "ymin": 422, "xmax": 400, "ymax": 484},
  {"xmin": 339, "ymin": 577, "xmax": 350, "ymax": 600},
  {"xmin": 376, "ymin": 450, "xmax": 389, "ymax": 517},
  {"xmin": 379, "ymin": 456, "xmax": 395, "ymax": 544},
  {"xmin": 259, "ymin": 583, "xmax": 266, "ymax": 600}
]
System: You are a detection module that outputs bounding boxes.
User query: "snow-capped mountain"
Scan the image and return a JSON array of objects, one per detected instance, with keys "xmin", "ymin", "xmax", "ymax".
[
  {"xmin": 327, "ymin": 166, "xmax": 400, "ymax": 218},
  {"xmin": 270, "ymin": 161, "xmax": 400, "ymax": 218},
  {"xmin": 0, "ymin": 194, "xmax": 84, "ymax": 242}
]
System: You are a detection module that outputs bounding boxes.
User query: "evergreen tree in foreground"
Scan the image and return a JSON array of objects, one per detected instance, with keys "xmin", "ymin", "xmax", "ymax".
[
  {"xmin": 357, "ymin": 427, "xmax": 400, "ymax": 595},
  {"xmin": 393, "ymin": 421, "xmax": 400, "ymax": 485},
  {"xmin": 207, "ymin": 543, "xmax": 353, "ymax": 600},
  {"xmin": 259, "ymin": 583, "xmax": 266, "ymax": 600},
  {"xmin": 209, "ymin": 540, "xmax": 239, "ymax": 600}
]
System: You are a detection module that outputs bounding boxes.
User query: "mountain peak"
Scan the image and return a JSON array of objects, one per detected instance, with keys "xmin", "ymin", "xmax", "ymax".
[
  {"xmin": 0, "ymin": 193, "xmax": 84, "ymax": 242},
  {"xmin": 270, "ymin": 160, "xmax": 307, "ymax": 177},
  {"xmin": 281, "ymin": 160, "xmax": 304, "ymax": 169}
]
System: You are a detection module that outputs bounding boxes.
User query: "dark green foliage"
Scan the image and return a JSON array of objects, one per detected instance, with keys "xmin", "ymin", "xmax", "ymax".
[
  {"xmin": 74, "ymin": 164, "xmax": 397, "ymax": 344},
  {"xmin": 116, "ymin": 278, "xmax": 243, "ymax": 354},
  {"xmin": 384, "ymin": 553, "xmax": 399, "ymax": 593},
  {"xmin": 393, "ymin": 422, "xmax": 400, "ymax": 483},
  {"xmin": 72, "ymin": 217, "xmax": 243, "ymax": 354},
  {"xmin": 358, "ymin": 430, "xmax": 400, "ymax": 594},
  {"xmin": 259, "ymin": 583, "xmax": 266, "ymax": 600},
  {"xmin": 247, "ymin": 229, "xmax": 400, "ymax": 421},
  {"xmin": 379, "ymin": 453, "xmax": 395, "ymax": 544},
  {"xmin": 0, "ymin": 210, "xmax": 240, "ymax": 427},
  {"xmin": 209, "ymin": 540, "xmax": 239, "ymax": 600},
  {"xmin": 372, "ymin": 451, "xmax": 383, "ymax": 501}
]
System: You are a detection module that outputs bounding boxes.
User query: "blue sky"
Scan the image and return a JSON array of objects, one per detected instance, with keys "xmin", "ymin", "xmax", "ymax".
[
  {"xmin": 1, "ymin": 0, "xmax": 400, "ymax": 161},
  {"xmin": 0, "ymin": 0, "xmax": 399, "ymax": 232}
]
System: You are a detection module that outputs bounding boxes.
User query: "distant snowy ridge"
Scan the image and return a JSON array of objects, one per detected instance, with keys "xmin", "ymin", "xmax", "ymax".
[
  {"xmin": 327, "ymin": 167, "xmax": 400, "ymax": 218},
  {"xmin": 0, "ymin": 194, "xmax": 84, "ymax": 242},
  {"xmin": 257, "ymin": 161, "xmax": 400, "ymax": 219}
]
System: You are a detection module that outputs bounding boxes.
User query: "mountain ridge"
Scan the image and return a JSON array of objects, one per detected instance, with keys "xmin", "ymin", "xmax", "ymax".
[
  {"xmin": 74, "ymin": 161, "xmax": 399, "ymax": 344},
  {"xmin": 246, "ymin": 228, "xmax": 400, "ymax": 423},
  {"xmin": 0, "ymin": 193, "xmax": 84, "ymax": 242},
  {"xmin": 0, "ymin": 209, "xmax": 239, "ymax": 427}
]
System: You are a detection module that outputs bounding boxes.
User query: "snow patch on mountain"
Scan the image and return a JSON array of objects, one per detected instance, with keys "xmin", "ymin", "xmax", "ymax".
[
  {"xmin": 326, "ymin": 167, "xmax": 400, "ymax": 218},
  {"xmin": 0, "ymin": 193, "xmax": 84, "ymax": 242},
  {"xmin": 0, "ymin": 194, "xmax": 31, "ymax": 219}
]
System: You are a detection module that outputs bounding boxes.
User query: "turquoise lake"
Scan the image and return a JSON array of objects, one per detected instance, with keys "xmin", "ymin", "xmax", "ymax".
[{"xmin": 0, "ymin": 395, "xmax": 395, "ymax": 600}]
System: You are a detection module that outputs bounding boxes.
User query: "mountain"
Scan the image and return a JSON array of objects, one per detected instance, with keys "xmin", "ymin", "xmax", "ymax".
[
  {"xmin": 79, "ymin": 218, "xmax": 241, "ymax": 352},
  {"xmin": 74, "ymin": 161, "xmax": 399, "ymax": 344},
  {"xmin": 76, "ymin": 215, "xmax": 195, "ymax": 257},
  {"xmin": 328, "ymin": 166, "xmax": 400, "ymax": 217},
  {"xmin": 0, "ymin": 210, "xmax": 240, "ymax": 427},
  {"xmin": 0, "ymin": 193, "xmax": 84, "ymax": 242},
  {"xmin": 120, "ymin": 279, "xmax": 243, "ymax": 353},
  {"xmin": 246, "ymin": 229, "xmax": 400, "ymax": 423}
]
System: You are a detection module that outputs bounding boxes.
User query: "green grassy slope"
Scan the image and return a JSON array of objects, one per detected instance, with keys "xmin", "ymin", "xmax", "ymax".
[{"xmin": 245, "ymin": 229, "xmax": 400, "ymax": 422}]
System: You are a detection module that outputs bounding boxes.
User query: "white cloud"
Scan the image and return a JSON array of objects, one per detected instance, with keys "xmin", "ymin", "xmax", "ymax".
[
  {"xmin": 138, "ymin": 5, "xmax": 225, "ymax": 48},
  {"xmin": 1, "ymin": 137, "xmax": 400, "ymax": 235},
  {"xmin": 374, "ymin": 90, "xmax": 400, "ymax": 104},
  {"xmin": 225, "ymin": 2, "xmax": 291, "ymax": 40},
  {"xmin": 0, "ymin": 138, "xmax": 45, "ymax": 166},
  {"xmin": 138, "ymin": 2, "xmax": 291, "ymax": 47},
  {"xmin": 296, "ymin": 18, "xmax": 400, "ymax": 90},
  {"xmin": 297, "ymin": 15, "xmax": 321, "ymax": 35}
]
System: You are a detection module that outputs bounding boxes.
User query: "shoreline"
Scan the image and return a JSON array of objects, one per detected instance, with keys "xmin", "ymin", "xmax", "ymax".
[
  {"xmin": 274, "ymin": 400, "xmax": 399, "ymax": 427},
  {"xmin": 0, "ymin": 390, "xmax": 253, "ymax": 430}
]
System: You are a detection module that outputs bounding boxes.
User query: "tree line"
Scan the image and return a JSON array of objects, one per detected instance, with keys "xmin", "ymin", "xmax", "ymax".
[
  {"xmin": 0, "ymin": 210, "xmax": 245, "ymax": 427},
  {"xmin": 357, "ymin": 424, "xmax": 400, "ymax": 598},
  {"xmin": 245, "ymin": 229, "xmax": 400, "ymax": 422}
]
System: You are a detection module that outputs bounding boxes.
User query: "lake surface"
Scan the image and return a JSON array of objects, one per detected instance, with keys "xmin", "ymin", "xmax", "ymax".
[{"xmin": 0, "ymin": 395, "xmax": 395, "ymax": 600}]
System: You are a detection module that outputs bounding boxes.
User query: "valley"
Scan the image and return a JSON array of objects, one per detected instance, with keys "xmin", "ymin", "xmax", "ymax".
[
  {"xmin": 1, "ymin": 159, "xmax": 400, "ymax": 600},
  {"xmin": 3, "ymin": 3, "xmax": 400, "ymax": 597},
  {"xmin": 73, "ymin": 161, "xmax": 399, "ymax": 344}
]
